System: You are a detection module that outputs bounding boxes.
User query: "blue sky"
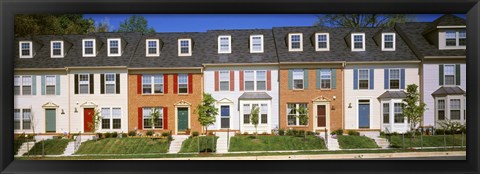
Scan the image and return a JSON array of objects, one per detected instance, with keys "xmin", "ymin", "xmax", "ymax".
[{"xmin": 83, "ymin": 14, "xmax": 466, "ymax": 32}]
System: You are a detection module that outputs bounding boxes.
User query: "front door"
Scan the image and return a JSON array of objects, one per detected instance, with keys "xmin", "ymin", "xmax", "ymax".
[
  {"xmin": 317, "ymin": 105, "xmax": 326, "ymax": 127},
  {"xmin": 177, "ymin": 108, "xmax": 189, "ymax": 131},
  {"xmin": 84, "ymin": 108, "xmax": 94, "ymax": 132},
  {"xmin": 45, "ymin": 109, "xmax": 56, "ymax": 132},
  {"xmin": 358, "ymin": 100, "xmax": 370, "ymax": 128},
  {"xmin": 220, "ymin": 105, "xmax": 230, "ymax": 129}
]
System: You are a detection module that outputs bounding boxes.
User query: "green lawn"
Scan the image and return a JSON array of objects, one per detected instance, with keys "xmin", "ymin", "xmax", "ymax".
[
  {"xmin": 26, "ymin": 139, "xmax": 71, "ymax": 155},
  {"xmin": 75, "ymin": 138, "xmax": 170, "ymax": 154},
  {"xmin": 229, "ymin": 135, "xmax": 326, "ymax": 152},
  {"xmin": 179, "ymin": 136, "xmax": 218, "ymax": 153},
  {"xmin": 385, "ymin": 134, "xmax": 467, "ymax": 148},
  {"xmin": 337, "ymin": 135, "xmax": 379, "ymax": 149}
]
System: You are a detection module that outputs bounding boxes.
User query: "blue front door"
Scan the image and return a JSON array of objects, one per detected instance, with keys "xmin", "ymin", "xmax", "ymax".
[{"xmin": 358, "ymin": 102, "xmax": 370, "ymax": 128}]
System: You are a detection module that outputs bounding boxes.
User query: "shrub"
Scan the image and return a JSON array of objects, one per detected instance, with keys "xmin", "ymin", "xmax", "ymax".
[
  {"xmin": 104, "ymin": 132, "xmax": 111, "ymax": 138},
  {"xmin": 434, "ymin": 129, "xmax": 445, "ymax": 135},
  {"xmin": 112, "ymin": 132, "xmax": 118, "ymax": 138},
  {"xmin": 298, "ymin": 130, "xmax": 305, "ymax": 137},
  {"xmin": 146, "ymin": 130, "xmax": 154, "ymax": 136},
  {"xmin": 348, "ymin": 130, "xmax": 360, "ymax": 136},
  {"xmin": 208, "ymin": 132, "xmax": 215, "ymax": 136},
  {"xmin": 121, "ymin": 133, "xmax": 128, "ymax": 138},
  {"xmin": 192, "ymin": 131, "xmax": 199, "ymax": 137},
  {"xmin": 161, "ymin": 132, "xmax": 170, "ymax": 137},
  {"xmin": 278, "ymin": 129, "xmax": 285, "ymax": 136},
  {"xmin": 286, "ymin": 129, "xmax": 300, "ymax": 136},
  {"xmin": 331, "ymin": 129, "xmax": 343, "ymax": 136},
  {"xmin": 243, "ymin": 132, "xmax": 249, "ymax": 136},
  {"xmin": 96, "ymin": 133, "xmax": 103, "ymax": 139},
  {"xmin": 128, "ymin": 131, "xmax": 136, "ymax": 137},
  {"xmin": 306, "ymin": 131, "xmax": 315, "ymax": 136},
  {"xmin": 262, "ymin": 132, "xmax": 268, "ymax": 135}
]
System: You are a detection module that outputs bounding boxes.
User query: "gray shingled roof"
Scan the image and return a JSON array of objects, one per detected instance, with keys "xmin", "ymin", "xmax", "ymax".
[
  {"xmin": 239, "ymin": 92, "xmax": 272, "ymax": 100},
  {"xmin": 272, "ymin": 26, "xmax": 418, "ymax": 63},
  {"xmin": 378, "ymin": 91, "xmax": 407, "ymax": 99},
  {"xmin": 431, "ymin": 86, "xmax": 465, "ymax": 97}
]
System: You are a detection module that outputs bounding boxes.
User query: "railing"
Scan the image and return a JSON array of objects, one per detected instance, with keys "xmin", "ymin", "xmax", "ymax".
[
  {"xmin": 74, "ymin": 131, "xmax": 81, "ymax": 153},
  {"xmin": 324, "ymin": 128, "xmax": 328, "ymax": 148}
]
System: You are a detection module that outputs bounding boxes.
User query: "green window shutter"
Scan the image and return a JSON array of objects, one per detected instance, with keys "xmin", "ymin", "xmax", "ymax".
[
  {"xmin": 455, "ymin": 64, "xmax": 461, "ymax": 85},
  {"xmin": 41, "ymin": 75, "xmax": 45, "ymax": 95},
  {"xmin": 304, "ymin": 69, "xmax": 309, "ymax": 89},
  {"xmin": 31, "ymin": 76, "xmax": 37, "ymax": 95},
  {"xmin": 439, "ymin": 64, "xmax": 444, "ymax": 85},
  {"xmin": 331, "ymin": 69, "xmax": 336, "ymax": 89},
  {"xmin": 288, "ymin": 69, "xmax": 293, "ymax": 90},
  {"xmin": 316, "ymin": 69, "xmax": 321, "ymax": 89},
  {"xmin": 56, "ymin": 75, "xmax": 60, "ymax": 95}
]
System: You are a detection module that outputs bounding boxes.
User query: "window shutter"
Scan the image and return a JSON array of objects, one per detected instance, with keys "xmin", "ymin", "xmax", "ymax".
[
  {"xmin": 41, "ymin": 75, "xmax": 45, "ymax": 95},
  {"xmin": 137, "ymin": 75, "xmax": 142, "ymax": 94},
  {"xmin": 230, "ymin": 70, "xmax": 235, "ymax": 91},
  {"xmin": 439, "ymin": 64, "xmax": 444, "ymax": 85},
  {"xmin": 163, "ymin": 107, "xmax": 168, "ymax": 130},
  {"xmin": 74, "ymin": 74, "xmax": 79, "ymax": 94},
  {"xmin": 55, "ymin": 75, "xmax": 60, "ymax": 95},
  {"xmin": 31, "ymin": 76, "xmax": 36, "ymax": 95},
  {"xmin": 116, "ymin": 74, "xmax": 120, "ymax": 94},
  {"xmin": 400, "ymin": 69, "xmax": 405, "ymax": 89},
  {"xmin": 266, "ymin": 70, "xmax": 271, "ymax": 91},
  {"xmin": 100, "ymin": 74, "xmax": 105, "ymax": 94},
  {"xmin": 239, "ymin": 71, "xmax": 244, "ymax": 91},
  {"xmin": 188, "ymin": 74, "xmax": 193, "ymax": 94},
  {"xmin": 384, "ymin": 69, "xmax": 389, "ymax": 89},
  {"xmin": 288, "ymin": 69, "xmax": 293, "ymax": 90},
  {"xmin": 316, "ymin": 69, "xmax": 321, "ymax": 89},
  {"xmin": 369, "ymin": 68, "xmax": 374, "ymax": 90},
  {"xmin": 331, "ymin": 69, "xmax": 336, "ymax": 89},
  {"xmin": 89, "ymin": 74, "xmax": 94, "ymax": 94},
  {"xmin": 138, "ymin": 107, "xmax": 143, "ymax": 130},
  {"xmin": 455, "ymin": 64, "xmax": 461, "ymax": 85},
  {"xmin": 353, "ymin": 68, "xmax": 358, "ymax": 90},
  {"xmin": 164, "ymin": 74, "xmax": 169, "ymax": 94},
  {"xmin": 173, "ymin": 74, "xmax": 178, "ymax": 94},
  {"xmin": 303, "ymin": 69, "xmax": 308, "ymax": 89},
  {"xmin": 214, "ymin": 71, "xmax": 219, "ymax": 91}
]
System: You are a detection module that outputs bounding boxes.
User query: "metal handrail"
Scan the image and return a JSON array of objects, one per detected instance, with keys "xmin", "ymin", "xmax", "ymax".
[{"xmin": 74, "ymin": 132, "xmax": 81, "ymax": 152}]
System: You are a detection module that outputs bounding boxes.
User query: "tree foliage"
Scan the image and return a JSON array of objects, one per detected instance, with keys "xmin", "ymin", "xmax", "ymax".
[
  {"xmin": 15, "ymin": 14, "xmax": 95, "ymax": 37},
  {"xmin": 314, "ymin": 14, "xmax": 415, "ymax": 28},
  {"xmin": 250, "ymin": 106, "xmax": 260, "ymax": 138},
  {"xmin": 88, "ymin": 108, "xmax": 103, "ymax": 135},
  {"xmin": 296, "ymin": 106, "xmax": 309, "ymax": 141},
  {"xmin": 196, "ymin": 93, "xmax": 218, "ymax": 135},
  {"xmin": 117, "ymin": 15, "xmax": 155, "ymax": 34},
  {"xmin": 95, "ymin": 17, "xmax": 112, "ymax": 32},
  {"xmin": 402, "ymin": 84, "xmax": 427, "ymax": 132},
  {"xmin": 150, "ymin": 108, "xmax": 161, "ymax": 129}
]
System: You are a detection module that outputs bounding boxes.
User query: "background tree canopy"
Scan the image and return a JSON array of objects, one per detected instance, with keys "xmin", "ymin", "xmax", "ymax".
[
  {"xmin": 314, "ymin": 14, "xmax": 416, "ymax": 28},
  {"xmin": 117, "ymin": 15, "xmax": 155, "ymax": 34},
  {"xmin": 15, "ymin": 14, "xmax": 95, "ymax": 37}
]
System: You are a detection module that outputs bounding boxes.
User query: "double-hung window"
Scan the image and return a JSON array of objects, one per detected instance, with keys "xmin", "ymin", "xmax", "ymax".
[
  {"xmin": 178, "ymin": 39, "xmax": 192, "ymax": 56},
  {"xmin": 244, "ymin": 70, "xmax": 255, "ymax": 91},
  {"xmin": 320, "ymin": 69, "xmax": 331, "ymax": 89},
  {"xmin": 45, "ymin": 75, "xmax": 56, "ymax": 95},
  {"xmin": 22, "ymin": 76, "xmax": 32, "ymax": 95},
  {"xmin": 14, "ymin": 76, "xmax": 21, "ymax": 95},
  {"xmin": 143, "ymin": 75, "xmax": 164, "ymax": 94},
  {"xmin": 51, "ymin": 41, "xmax": 63, "ymax": 58},
  {"xmin": 444, "ymin": 65, "xmax": 455, "ymax": 85},
  {"xmin": 256, "ymin": 71, "xmax": 266, "ymax": 90},
  {"xmin": 287, "ymin": 103, "xmax": 308, "ymax": 126},
  {"xmin": 352, "ymin": 33, "xmax": 365, "ymax": 51},
  {"xmin": 101, "ymin": 108, "xmax": 111, "ymax": 129},
  {"xmin": 394, "ymin": 103, "xmax": 404, "ymax": 123},
  {"xmin": 288, "ymin": 33, "xmax": 303, "ymax": 51},
  {"xmin": 243, "ymin": 104, "xmax": 250, "ymax": 124},
  {"xmin": 250, "ymin": 35, "xmax": 263, "ymax": 53},
  {"xmin": 459, "ymin": 30, "xmax": 466, "ymax": 46},
  {"xmin": 389, "ymin": 69, "xmax": 400, "ymax": 89},
  {"xmin": 450, "ymin": 99, "xmax": 461, "ymax": 120},
  {"xmin": 382, "ymin": 33, "xmax": 395, "ymax": 51},
  {"xmin": 260, "ymin": 104, "xmax": 268, "ymax": 124},
  {"xmin": 112, "ymin": 108, "xmax": 122, "ymax": 129},
  {"xmin": 292, "ymin": 69, "xmax": 304, "ymax": 90},
  {"xmin": 79, "ymin": 74, "xmax": 89, "ymax": 94},
  {"xmin": 437, "ymin": 99, "xmax": 445, "ymax": 120},
  {"xmin": 146, "ymin": 39, "xmax": 159, "ymax": 56},
  {"xmin": 358, "ymin": 69, "xmax": 369, "ymax": 89},
  {"xmin": 14, "ymin": 109, "xmax": 31, "ymax": 130},
  {"xmin": 14, "ymin": 109, "xmax": 21, "ymax": 130},
  {"xmin": 105, "ymin": 73, "xmax": 116, "ymax": 94},
  {"xmin": 178, "ymin": 74, "xmax": 188, "ymax": 94},
  {"xmin": 107, "ymin": 38, "xmax": 121, "ymax": 56},
  {"xmin": 143, "ymin": 107, "xmax": 163, "ymax": 129},
  {"xmin": 22, "ymin": 109, "xmax": 31, "ymax": 130},
  {"xmin": 383, "ymin": 103, "xmax": 390, "ymax": 124},
  {"xmin": 219, "ymin": 71, "xmax": 230, "ymax": 91},
  {"xmin": 19, "ymin": 41, "xmax": 33, "ymax": 58},
  {"xmin": 82, "ymin": 39, "xmax": 96, "ymax": 57},
  {"xmin": 445, "ymin": 30, "xmax": 466, "ymax": 47},
  {"xmin": 218, "ymin": 35, "xmax": 231, "ymax": 53},
  {"xmin": 315, "ymin": 33, "xmax": 329, "ymax": 51}
]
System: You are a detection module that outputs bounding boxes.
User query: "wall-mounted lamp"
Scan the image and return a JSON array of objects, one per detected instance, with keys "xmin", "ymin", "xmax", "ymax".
[
  {"xmin": 331, "ymin": 105, "xmax": 336, "ymax": 110},
  {"xmin": 333, "ymin": 96, "xmax": 336, "ymax": 100},
  {"xmin": 74, "ymin": 107, "xmax": 78, "ymax": 113},
  {"xmin": 61, "ymin": 109, "xmax": 65, "ymax": 115},
  {"xmin": 348, "ymin": 103, "xmax": 352, "ymax": 108}
]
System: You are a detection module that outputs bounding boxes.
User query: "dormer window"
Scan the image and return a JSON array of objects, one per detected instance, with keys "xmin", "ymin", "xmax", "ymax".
[
  {"xmin": 82, "ymin": 39, "xmax": 96, "ymax": 57},
  {"xmin": 382, "ymin": 33, "xmax": 395, "ymax": 51},
  {"xmin": 19, "ymin": 41, "xmax": 32, "ymax": 58},
  {"xmin": 351, "ymin": 33, "xmax": 365, "ymax": 51},
  {"xmin": 178, "ymin": 39, "xmax": 192, "ymax": 56},
  {"xmin": 107, "ymin": 38, "xmax": 121, "ymax": 57},
  {"xmin": 288, "ymin": 33, "xmax": 303, "ymax": 51},
  {"xmin": 315, "ymin": 33, "xmax": 329, "ymax": 51},
  {"xmin": 146, "ymin": 39, "xmax": 159, "ymax": 57},
  {"xmin": 444, "ymin": 30, "xmax": 466, "ymax": 48},
  {"xmin": 250, "ymin": 35, "xmax": 264, "ymax": 53},
  {"xmin": 51, "ymin": 41, "xmax": 64, "ymax": 58},
  {"xmin": 218, "ymin": 35, "xmax": 231, "ymax": 54}
]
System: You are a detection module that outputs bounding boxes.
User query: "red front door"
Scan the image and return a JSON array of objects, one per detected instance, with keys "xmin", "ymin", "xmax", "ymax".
[
  {"xmin": 317, "ymin": 105, "xmax": 326, "ymax": 127},
  {"xmin": 84, "ymin": 108, "xmax": 94, "ymax": 132}
]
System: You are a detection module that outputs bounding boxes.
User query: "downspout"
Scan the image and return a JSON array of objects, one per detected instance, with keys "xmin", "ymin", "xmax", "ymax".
[
  {"xmin": 271, "ymin": 28, "xmax": 281, "ymax": 131},
  {"xmin": 341, "ymin": 62, "xmax": 345, "ymax": 131},
  {"xmin": 67, "ymin": 67, "xmax": 71, "ymax": 134}
]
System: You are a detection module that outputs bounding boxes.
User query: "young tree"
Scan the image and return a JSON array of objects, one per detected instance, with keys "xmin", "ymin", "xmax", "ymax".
[
  {"xmin": 402, "ymin": 84, "xmax": 427, "ymax": 137},
  {"xmin": 196, "ymin": 93, "xmax": 218, "ymax": 135},
  {"xmin": 15, "ymin": 14, "xmax": 95, "ymax": 37},
  {"xmin": 296, "ymin": 106, "xmax": 309, "ymax": 141},
  {"xmin": 250, "ymin": 106, "xmax": 260, "ymax": 139},
  {"xmin": 88, "ymin": 108, "xmax": 103, "ymax": 139},
  {"xmin": 150, "ymin": 108, "xmax": 160, "ymax": 129},
  {"xmin": 314, "ymin": 14, "xmax": 415, "ymax": 28},
  {"xmin": 117, "ymin": 15, "xmax": 155, "ymax": 34}
]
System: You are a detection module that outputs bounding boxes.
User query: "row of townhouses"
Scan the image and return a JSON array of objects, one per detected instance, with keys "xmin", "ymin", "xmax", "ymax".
[{"xmin": 14, "ymin": 14, "xmax": 466, "ymax": 136}]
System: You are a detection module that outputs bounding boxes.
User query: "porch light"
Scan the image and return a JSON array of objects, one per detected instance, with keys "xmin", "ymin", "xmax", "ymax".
[
  {"xmin": 348, "ymin": 103, "xmax": 352, "ymax": 108},
  {"xmin": 74, "ymin": 107, "xmax": 78, "ymax": 113},
  {"xmin": 61, "ymin": 109, "xmax": 65, "ymax": 115}
]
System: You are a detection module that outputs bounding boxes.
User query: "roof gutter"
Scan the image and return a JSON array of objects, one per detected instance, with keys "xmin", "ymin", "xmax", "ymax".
[
  {"xmin": 279, "ymin": 61, "xmax": 345, "ymax": 65},
  {"xmin": 423, "ymin": 56, "xmax": 466, "ymax": 59},
  {"xmin": 128, "ymin": 67, "xmax": 203, "ymax": 70},
  {"xmin": 66, "ymin": 66, "xmax": 128, "ymax": 69},
  {"xmin": 202, "ymin": 63, "xmax": 279, "ymax": 67},
  {"xmin": 345, "ymin": 60, "xmax": 421, "ymax": 65},
  {"xmin": 15, "ymin": 68, "xmax": 66, "ymax": 71}
]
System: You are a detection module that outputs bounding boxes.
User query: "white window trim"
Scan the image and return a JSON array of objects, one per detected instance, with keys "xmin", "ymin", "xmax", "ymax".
[
  {"xmin": 178, "ymin": 38, "xmax": 192, "ymax": 56},
  {"xmin": 45, "ymin": 75, "xmax": 56, "ymax": 95},
  {"xmin": 78, "ymin": 73, "xmax": 90, "ymax": 94},
  {"xmin": 435, "ymin": 96, "xmax": 466, "ymax": 124},
  {"xmin": 104, "ymin": 73, "xmax": 116, "ymax": 94},
  {"xmin": 143, "ymin": 107, "xmax": 164, "ymax": 129},
  {"xmin": 218, "ymin": 35, "xmax": 232, "ymax": 54},
  {"xmin": 381, "ymin": 33, "xmax": 396, "ymax": 51},
  {"xmin": 351, "ymin": 33, "xmax": 366, "ymax": 51},
  {"xmin": 219, "ymin": 70, "xmax": 230, "ymax": 91},
  {"xmin": 320, "ymin": 69, "xmax": 331, "ymax": 89},
  {"xmin": 82, "ymin": 39, "xmax": 96, "ymax": 57},
  {"xmin": 142, "ymin": 74, "xmax": 164, "ymax": 94},
  {"xmin": 241, "ymin": 102, "xmax": 270, "ymax": 125},
  {"xmin": 358, "ymin": 69, "xmax": 370, "ymax": 90},
  {"xmin": 14, "ymin": 108, "xmax": 32, "ymax": 130},
  {"xmin": 100, "ymin": 107, "xmax": 122, "ymax": 130},
  {"xmin": 250, "ymin": 35, "xmax": 264, "ymax": 53},
  {"xmin": 288, "ymin": 33, "xmax": 303, "ymax": 52},
  {"xmin": 50, "ymin": 41, "xmax": 64, "ymax": 58},
  {"xmin": 389, "ymin": 68, "xmax": 401, "ymax": 90},
  {"xmin": 146, "ymin": 39, "xmax": 160, "ymax": 57},
  {"xmin": 178, "ymin": 74, "xmax": 189, "ymax": 94},
  {"xmin": 243, "ymin": 70, "xmax": 267, "ymax": 91},
  {"xmin": 19, "ymin": 41, "xmax": 33, "ymax": 58},
  {"xmin": 443, "ymin": 64, "xmax": 456, "ymax": 86},
  {"xmin": 107, "ymin": 38, "xmax": 121, "ymax": 57},
  {"xmin": 292, "ymin": 69, "xmax": 304, "ymax": 90},
  {"xmin": 287, "ymin": 103, "xmax": 308, "ymax": 126},
  {"xmin": 444, "ymin": 30, "xmax": 466, "ymax": 48},
  {"xmin": 315, "ymin": 33, "xmax": 330, "ymax": 51}
]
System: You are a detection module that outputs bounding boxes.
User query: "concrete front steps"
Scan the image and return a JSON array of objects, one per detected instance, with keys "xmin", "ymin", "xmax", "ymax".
[
  {"xmin": 215, "ymin": 132, "xmax": 235, "ymax": 154},
  {"xmin": 361, "ymin": 131, "xmax": 390, "ymax": 149},
  {"xmin": 168, "ymin": 135, "xmax": 189, "ymax": 154},
  {"xmin": 62, "ymin": 134, "xmax": 96, "ymax": 156},
  {"xmin": 318, "ymin": 134, "xmax": 341, "ymax": 150},
  {"xmin": 15, "ymin": 141, "xmax": 35, "ymax": 157}
]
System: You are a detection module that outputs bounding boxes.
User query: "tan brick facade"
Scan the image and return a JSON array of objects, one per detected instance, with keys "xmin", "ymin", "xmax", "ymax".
[
  {"xmin": 128, "ymin": 73, "xmax": 203, "ymax": 135},
  {"xmin": 279, "ymin": 68, "xmax": 344, "ymax": 132}
]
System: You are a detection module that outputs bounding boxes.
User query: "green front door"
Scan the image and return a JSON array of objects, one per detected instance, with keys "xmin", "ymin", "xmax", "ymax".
[
  {"xmin": 177, "ymin": 108, "xmax": 189, "ymax": 131},
  {"xmin": 45, "ymin": 109, "xmax": 56, "ymax": 132}
]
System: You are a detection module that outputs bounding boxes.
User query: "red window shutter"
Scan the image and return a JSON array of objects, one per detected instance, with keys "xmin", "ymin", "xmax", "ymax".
[
  {"xmin": 164, "ymin": 74, "xmax": 168, "ymax": 94},
  {"xmin": 214, "ymin": 71, "xmax": 219, "ymax": 91},
  {"xmin": 239, "ymin": 70, "xmax": 244, "ymax": 91},
  {"xmin": 138, "ymin": 107, "xmax": 143, "ymax": 130},
  {"xmin": 163, "ymin": 107, "xmax": 168, "ymax": 130},
  {"xmin": 137, "ymin": 75, "xmax": 142, "ymax": 94},
  {"xmin": 230, "ymin": 70, "xmax": 235, "ymax": 91},
  {"xmin": 188, "ymin": 74, "xmax": 193, "ymax": 94},
  {"xmin": 173, "ymin": 74, "xmax": 178, "ymax": 94},
  {"xmin": 267, "ymin": 70, "xmax": 272, "ymax": 91}
]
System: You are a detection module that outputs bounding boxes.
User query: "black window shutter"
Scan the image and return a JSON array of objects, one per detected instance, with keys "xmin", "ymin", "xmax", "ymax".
[
  {"xmin": 74, "ymin": 74, "xmax": 79, "ymax": 94},
  {"xmin": 100, "ymin": 74, "xmax": 105, "ymax": 94},
  {"xmin": 116, "ymin": 74, "xmax": 120, "ymax": 94},
  {"xmin": 89, "ymin": 74, "xmax": 94, "ymax": 94}
]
